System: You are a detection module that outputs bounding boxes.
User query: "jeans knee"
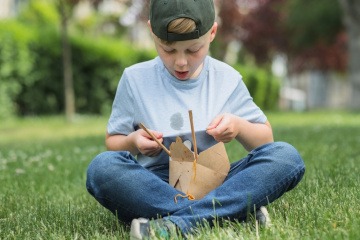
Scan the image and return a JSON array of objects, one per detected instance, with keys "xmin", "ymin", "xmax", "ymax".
[
  {"xmin": 87, "ymin": 151, "xmax": 115, "ymax": 177},
  {"xmin": 273, "ymin": 142, "xmax": 305, "ymax": 188},
  {"xmin": 86, "ymin": 151, "xmax": 131, "ymax": 195},
  {"xmin": 276, "ymin": 142, "xmax": 304, "ymax": 169},
  {"xmin": 255, "ymin": 142, "xmax": 305, "ymax": 179},
  {"xmin": 86, "ymin": 151, "xmax": 112, "ymax": 193}
]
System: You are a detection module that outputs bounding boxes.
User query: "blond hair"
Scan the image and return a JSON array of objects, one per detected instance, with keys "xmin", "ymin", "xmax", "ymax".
[{"xmin": 162, "ymin": 18, "xmax": 196, "ymax": 44}]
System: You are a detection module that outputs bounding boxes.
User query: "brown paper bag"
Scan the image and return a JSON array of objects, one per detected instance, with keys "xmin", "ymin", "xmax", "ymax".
[{"xmin": 169, "ymin": 137, "xmax": 230, "ymax": 200}]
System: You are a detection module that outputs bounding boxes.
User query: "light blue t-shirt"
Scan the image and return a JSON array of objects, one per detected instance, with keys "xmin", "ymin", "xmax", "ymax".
[{"xmin": 108, "ymin": 56, "xmax": 266, "ymax": 170}]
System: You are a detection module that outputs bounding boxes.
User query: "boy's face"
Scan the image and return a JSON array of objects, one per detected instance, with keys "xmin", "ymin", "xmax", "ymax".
[{"xmin": 151, "ymin": 23, "xmax": 217, "ymax": 81}]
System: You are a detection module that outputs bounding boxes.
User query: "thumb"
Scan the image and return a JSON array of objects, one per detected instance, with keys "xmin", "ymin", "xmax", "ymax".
[{"xmin": 207, "ymin": 114, "xmax": 224, "ymax": 131}]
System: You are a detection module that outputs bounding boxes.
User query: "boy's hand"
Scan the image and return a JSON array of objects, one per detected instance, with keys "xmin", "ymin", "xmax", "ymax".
[
  {"xmin": 134, "ymin": 129, "xmax": 164, "ymax": 157},
  {"xmin": 206, "ymin": 113, "xmax": 274, "ymax": 151},
  {"xmin": 206, "ymin": 113, "xmax": 238, "ymax": 143}
]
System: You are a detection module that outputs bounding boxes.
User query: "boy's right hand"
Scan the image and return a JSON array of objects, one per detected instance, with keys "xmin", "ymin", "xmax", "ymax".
[{"xmin": 134, "ymin": 129, "xmax": 164, "ymax": 157}]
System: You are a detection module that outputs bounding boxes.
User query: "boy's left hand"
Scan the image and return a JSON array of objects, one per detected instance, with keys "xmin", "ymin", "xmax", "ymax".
[{"xmin": 206, "ymin": 113, "xmax": 238, "ymax": 143}]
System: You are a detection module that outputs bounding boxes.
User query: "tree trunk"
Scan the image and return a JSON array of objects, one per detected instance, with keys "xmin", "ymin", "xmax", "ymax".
[
  {"xmin": 60, "ymin": 0, "xmax": 75, "ymax": 122},
  {"xmin": 339, "ymin": 0, "xmax": 360, "ymax": 110}
]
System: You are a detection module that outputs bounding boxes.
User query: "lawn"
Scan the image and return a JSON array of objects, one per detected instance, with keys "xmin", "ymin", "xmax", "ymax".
[{"xmin": 0, "ymin": 112, "xmax": 359, "ymax": 239}]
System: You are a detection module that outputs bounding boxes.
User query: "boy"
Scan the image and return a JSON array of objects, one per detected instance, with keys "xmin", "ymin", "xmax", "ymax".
[{"xmin": 86, "ymin": 0, "xmax": 305, "ymax": 239}]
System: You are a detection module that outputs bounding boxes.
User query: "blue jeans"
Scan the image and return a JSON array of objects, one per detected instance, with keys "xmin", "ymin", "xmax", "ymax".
[{"xmin": 86, "ymin": 142, "xmax": 305, "ymax": 234}]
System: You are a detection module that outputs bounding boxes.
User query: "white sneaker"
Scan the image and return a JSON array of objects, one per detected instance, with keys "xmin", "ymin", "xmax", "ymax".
[
  {"xmin": 255, "ymin": 206, "xmax": 272, "ymax": 227},
  {"xmin": 130, "ymin": 218, "xmax": 150, "ymax": 240},
  {"xmin": 130, "ymin": 218, "xmax": 176, "ymax": 240}
]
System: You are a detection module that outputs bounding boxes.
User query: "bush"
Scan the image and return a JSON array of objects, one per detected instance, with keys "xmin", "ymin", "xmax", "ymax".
[
  {"xmin": 15, "ymin": 27, "xmax": 63, "ymax": 116},
  {"xmin": 0, "ymin": 0, "xmax": 277, "ymax": 118},
  {"xmin": 0, "ymin": 0, "xmax": 157, "ymax": 117},
  {"xmin": 0, "ymin": 19, "xmax": 156, "ymax": 118},
  {"xmin": 0, "ymin": 20, "xmax": 36, "ymax": 119},
  {"xmin": 234, "ymin": 64, "xmax": 280, "ymax": 110},
  {"xmin": 71, "ymin": 35, "xmax": 156, "ymax": 115},
  {"xmin": 0, "ymin": 0, "xmax": 60, "ymax": 119}
]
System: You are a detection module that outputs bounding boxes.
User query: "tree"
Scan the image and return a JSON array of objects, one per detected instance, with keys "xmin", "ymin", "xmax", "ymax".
[
  {"xmin": 339, "ymin": 0, "xmax": 360, "ymax": 110},
  {"xmin": 237, "ymin": 0, "xmax": 346, "ymax": 73},
  {"xmin": 284, "ymin": 0, "xmax": 346, "ymax": 73},
  {"xmin": 57, "ymin": 0, "xmax": 78, "ymax": 122},
  {"xmin": 57, "ymin": 0, "xmax": 103, "ymax": 122},
  {"xmin": 237, "ymin": 0, "xmax": 287, "ymax": 65},
  {"xmin": 210, "ymin": 0, "xmax": 243, "ymax": 61}
]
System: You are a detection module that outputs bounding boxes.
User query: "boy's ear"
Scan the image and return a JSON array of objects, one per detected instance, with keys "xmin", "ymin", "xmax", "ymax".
[
  {"xmin": 209, "ymin": 22, "xmax": 218, "ymax": 42},
  {"xmin": 147, "ymin": 20, "xmax": 153, "ymax": 32}
]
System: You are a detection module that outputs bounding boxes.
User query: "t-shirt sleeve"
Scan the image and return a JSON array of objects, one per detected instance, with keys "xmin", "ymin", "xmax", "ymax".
[
  {"xmin": 229, "ymin": 74, "xmax": 267, "ymax": 124},
  {"xmin": 107, "ymin": 70, "xmax": 135, "ymax": 135}
]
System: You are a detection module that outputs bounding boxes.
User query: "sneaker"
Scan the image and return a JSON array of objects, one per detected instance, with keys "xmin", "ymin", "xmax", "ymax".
[
  {"xmin": 130, "ymin": 218, "xmax": 177, "ymax": 240},
  {"xmin": 130, "ymin": 218, "xmax": 150, "ymax": 240},
  {"xmin": 255, "ymin": 206, "xmax": 271, "ymax": 227}
]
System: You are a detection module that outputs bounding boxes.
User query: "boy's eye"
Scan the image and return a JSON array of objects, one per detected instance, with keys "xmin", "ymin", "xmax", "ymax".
[
  {"xmin": 163, "ymin": 48, "xmax": 175, "ymax": 53},
  {"xmin": 188, "ymin": 48, "xmax": 201, "ymax": 53},
  {"xmin": 188, "ymin": 50, "xmax": 198, "ymax": 53}
]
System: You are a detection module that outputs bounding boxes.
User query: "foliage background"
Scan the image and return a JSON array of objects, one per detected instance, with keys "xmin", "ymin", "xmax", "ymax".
[{"xmin": 0, "ymin": 0, "xmax": 280, "ymax": 119}]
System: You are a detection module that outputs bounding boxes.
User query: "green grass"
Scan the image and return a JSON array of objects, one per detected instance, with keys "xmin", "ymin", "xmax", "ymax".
[{"xmin": 1, "ymin": 112, "xmax": 359, "ymax": 239}]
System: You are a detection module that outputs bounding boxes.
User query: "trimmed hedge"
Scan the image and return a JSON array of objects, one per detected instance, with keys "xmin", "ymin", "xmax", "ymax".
[
  {"xmin": 0, "ymin": 20, "xmax": 156, "ymax": 119},
  {"xmin": 234, "ymin": 64, "xmax": 280, "ymax": 110},
  {"xmin": 70, "ymin": 35, "xmax": 156, "ymax": 115},
  {"xmin": 0, "ymin": 20, "xmax": 36, "ymax": 118}
]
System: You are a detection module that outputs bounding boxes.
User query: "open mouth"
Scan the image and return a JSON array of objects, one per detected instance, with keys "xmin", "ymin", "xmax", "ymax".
[{"xmin": 175, "ymin": 71, "xmax": 189, "ymax": 79}]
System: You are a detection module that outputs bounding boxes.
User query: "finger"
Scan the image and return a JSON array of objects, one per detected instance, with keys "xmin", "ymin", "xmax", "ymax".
[
  {"xmin": 151, "ymin": 131, "xmax": 163, "ymax": 139},
  {"xmin": 140, "ymin": 144, "xmax": 160, "ymax": 156},
  {"xmin": 146, "ymin": 145, "xmax": 164, "ymax": 157},
  {"xmin": 207, "ymin": 114, "xmax": 224, "ymax": 130},
  {"xmin": 138, "ymin": 124, "xmax": 163, "ymax": 139}
]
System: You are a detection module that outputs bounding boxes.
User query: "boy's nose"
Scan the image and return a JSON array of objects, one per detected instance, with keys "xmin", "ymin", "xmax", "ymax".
[{"xmin": 175, "ymin": 54, "xmax": 187, "ymax": 67}]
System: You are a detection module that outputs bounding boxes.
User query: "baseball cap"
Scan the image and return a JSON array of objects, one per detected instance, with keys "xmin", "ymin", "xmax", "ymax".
[{"xmin": 149, "ymin": 0, "xmax": 215, "ymax": 41}]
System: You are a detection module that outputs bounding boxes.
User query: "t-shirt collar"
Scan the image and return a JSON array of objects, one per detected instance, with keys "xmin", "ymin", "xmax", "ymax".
[{"xmin": 158, "ymin": 56, "xmax": 209, "ymax": 89}]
